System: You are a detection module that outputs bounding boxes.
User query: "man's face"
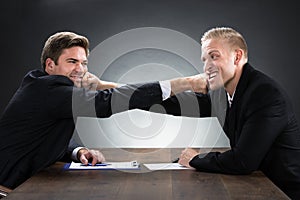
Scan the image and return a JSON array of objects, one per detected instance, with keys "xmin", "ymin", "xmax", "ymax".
[
  {"xmin": 201, "ymin": 38, "xmax": 237, "ymax": 91},
  {"xmin": 45, "ymin": 46, "xmax": 88, "ymax": 87}
]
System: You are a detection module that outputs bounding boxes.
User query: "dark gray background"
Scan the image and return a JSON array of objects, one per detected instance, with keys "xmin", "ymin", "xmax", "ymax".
[{"xmin": 1, "ymin": 0, "xmax": 299, "ymax": 123}]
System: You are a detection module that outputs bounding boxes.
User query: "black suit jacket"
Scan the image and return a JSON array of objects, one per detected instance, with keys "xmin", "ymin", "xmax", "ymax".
[
  {"xmin": 187, "ymin": 63, "xmax": 300, "ymax": 199},
  {"xmin": 0, "ymin": 69, "xmax": 163, "ymax": 189}
]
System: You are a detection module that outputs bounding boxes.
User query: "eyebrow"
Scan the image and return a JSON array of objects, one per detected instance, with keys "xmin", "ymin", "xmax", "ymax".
[
  {"xmin": 208, "ymin": 50, "xmax": 220, "ymax": 55},
  {"xmin": 66, "ymin": 58, "xmax": 88, "ymax": 64},
  {"xmin": 201, "ymin": 50, "xmax": 220, "ymax": 62}
]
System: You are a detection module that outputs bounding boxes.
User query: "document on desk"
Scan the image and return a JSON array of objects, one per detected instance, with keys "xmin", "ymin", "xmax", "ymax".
[
  {"xmin": 64, "ymin": 161, "xmax": 140, "ymax": 170},
  {"xmin": 144, "ymin": 163, "xmax": 193, "ymax": 171}
]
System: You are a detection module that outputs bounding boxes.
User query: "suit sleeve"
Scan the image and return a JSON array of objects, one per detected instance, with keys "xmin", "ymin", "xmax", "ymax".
[
  {"xmin": 142, "ymin": 91, "xmax": 211, "ymax": 118},
  {"xmin": 190, "ymin": 83, "xmax": 288, "ymax": 174},
  {"xmin": 48, "ymin": 81, "xmax": 163, "ymax": 119},
  {"xmin": 58, "ymin": 137, "xmax": 81, "ymax": 162}
]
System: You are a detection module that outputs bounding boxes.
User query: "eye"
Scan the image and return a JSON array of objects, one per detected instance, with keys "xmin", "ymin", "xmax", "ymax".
[
  {"xmin": 68, "ymin": 60, "xmax": 77, "ymax": 64},
  {"xmin": 210, "ymin": 53, "xmax": 220, "ymax": 60},
  {"xmin": 82, "ymin": 62, "xmax": 88, "ymax": 67}
]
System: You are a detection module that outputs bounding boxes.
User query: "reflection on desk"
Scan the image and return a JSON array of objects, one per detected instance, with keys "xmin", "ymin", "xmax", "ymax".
[{"xmin": 5, "ymin": 148, "xmax": 289, "ymax": 200}]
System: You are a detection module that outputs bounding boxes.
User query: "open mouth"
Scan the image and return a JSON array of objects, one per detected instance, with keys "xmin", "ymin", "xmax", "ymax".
[{"xmin": 208, "ymin": 71, "xmax": 218, "ymax": 81}]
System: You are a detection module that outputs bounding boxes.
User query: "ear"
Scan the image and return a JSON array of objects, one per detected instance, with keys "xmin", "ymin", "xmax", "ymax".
[
  {"xmin": 233, "ymin": 49, "xmax": 243, "ymax": 65},
  {"xmin": 45, "ymin": 58, "xmax": 55, "ymax": 74}
]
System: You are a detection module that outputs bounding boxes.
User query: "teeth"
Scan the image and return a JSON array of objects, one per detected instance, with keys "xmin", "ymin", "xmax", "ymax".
[{"xmin": 209, "ymin": 72, "xmax": 217, "ymax": 79}]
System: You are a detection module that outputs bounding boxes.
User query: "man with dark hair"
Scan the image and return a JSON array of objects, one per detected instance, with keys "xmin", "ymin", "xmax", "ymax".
[{"xmin": 0, "ymin": 31, "xmax": 208, "ymax": 192}]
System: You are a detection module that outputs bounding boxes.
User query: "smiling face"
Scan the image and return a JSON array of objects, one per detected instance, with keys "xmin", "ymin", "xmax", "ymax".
[
  {"xmin": 200, "ymin": 27, "xmax": 248, "ymax": 95},
  {"xmin": 201, "ymin": 38, "xmax": 240, "ymax": 94},
  {"xmin": 45, "ymin": 46, "xmax": 88, "ymax": 87}
]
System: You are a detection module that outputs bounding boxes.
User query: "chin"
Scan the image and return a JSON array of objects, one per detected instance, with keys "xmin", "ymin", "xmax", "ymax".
[
  {"xmin": 209, "ymin": 83, "xmax": 222, "ymax": 91},
  {"xmin": 209, "ymin": 85, "xmax": 217, "ymax": 91}
]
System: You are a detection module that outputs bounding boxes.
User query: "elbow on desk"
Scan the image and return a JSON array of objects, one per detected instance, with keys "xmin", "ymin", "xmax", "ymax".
[
  {"xmin": 190, "ymin": 156, "xmax": 258, "ymax": 175},
  {"xmin": 228, "ymin": 161, "xmax": 258, "ymax": 175},
  {"xmin": 231, "ymin": 168, "xmax": 256, "ymax": 175}
]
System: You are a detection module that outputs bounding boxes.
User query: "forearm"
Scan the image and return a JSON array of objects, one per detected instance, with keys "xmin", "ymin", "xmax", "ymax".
[
  {"xmin": 170, "ymin": 74, "xmax": 208, "ymax": 96},
  {"xmin": 96, "ymin": 80, "xmax": 118, "ymax": 90},
  {"xmin": 189, "ymin": 151, "xmax": 253, "ymax": 175},
  {"xmin": 170, "ymin": 77, "xmax": 193, "ymax": 96},
  {"xmin": 143, "ymin": 92, "xmax": 211, "ymax": 117}
]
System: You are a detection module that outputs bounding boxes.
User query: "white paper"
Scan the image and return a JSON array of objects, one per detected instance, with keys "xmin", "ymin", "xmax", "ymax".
[
  {"xmin": 144, "ymin": 163, "xmax": 193, "ymax": 171},
  {"xmin": 68, "ymin": 161, "xmax": 139, "ymax": 170}
]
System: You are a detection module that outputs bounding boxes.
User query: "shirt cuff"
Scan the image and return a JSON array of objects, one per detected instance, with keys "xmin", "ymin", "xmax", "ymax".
[
  {"xmin": 159, "ymin": 80, "xmax": 171, "ymax": 100},
  {"xmin": 71, "ymin": 147, "xmax": 87, "ymax": 161}
]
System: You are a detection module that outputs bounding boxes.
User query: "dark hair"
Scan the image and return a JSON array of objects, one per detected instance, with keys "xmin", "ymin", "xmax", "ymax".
[{"xmin": 40, "ymin": 31, "xmax": 89, "ymax": 71}]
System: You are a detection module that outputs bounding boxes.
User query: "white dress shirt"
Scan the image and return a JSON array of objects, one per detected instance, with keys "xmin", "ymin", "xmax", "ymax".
[{"xmin": 226, "ymin": 90, "xmax": 236, "ymax": 108}]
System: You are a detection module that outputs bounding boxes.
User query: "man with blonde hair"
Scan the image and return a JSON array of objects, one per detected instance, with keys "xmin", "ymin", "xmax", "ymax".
[{"xmin": 178, "ymin": 27, "xmax": 300, "ymax": 199}]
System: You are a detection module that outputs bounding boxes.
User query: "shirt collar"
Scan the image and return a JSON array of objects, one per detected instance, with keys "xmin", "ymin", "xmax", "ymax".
[{"xmin": 226, "ymin": 90, "xmax": 236, "ymax": 107}]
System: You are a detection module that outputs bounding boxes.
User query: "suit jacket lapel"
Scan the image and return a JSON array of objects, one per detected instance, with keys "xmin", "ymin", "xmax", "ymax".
[{"xmin": 223, "ymin": 63, "xmax": 254, "ymax": 147}]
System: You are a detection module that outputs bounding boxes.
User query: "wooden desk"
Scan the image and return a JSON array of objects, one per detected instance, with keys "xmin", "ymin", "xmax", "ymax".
[{"xmin": 5, "ymin": 148, "xmax": 289, "ymax": 200}]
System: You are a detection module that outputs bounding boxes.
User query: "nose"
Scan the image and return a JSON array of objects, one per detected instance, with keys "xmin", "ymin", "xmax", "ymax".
[
  {"xmin": 203, "ymin": 62, "xmax": 210, "ymax": 74},
  {"xmin": 74, "ymin": 63, "xmax": 86, "ymax": 73},
  {"xmin": 204, "ymin": 61, "xmax": 215, "ymax": 74}
]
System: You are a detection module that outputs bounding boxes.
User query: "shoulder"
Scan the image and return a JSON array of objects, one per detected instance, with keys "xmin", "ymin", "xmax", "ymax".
[
  {"xmin": 240, "ymin": 64, "xmax": 289, "ymax": 113},
  {"xmin": 22, "ymin": 69, "xmax": 73, "ymax": 88},
  {"xmin": 242, "ymin": 64, "xmax": 285, "ymax": 99}
]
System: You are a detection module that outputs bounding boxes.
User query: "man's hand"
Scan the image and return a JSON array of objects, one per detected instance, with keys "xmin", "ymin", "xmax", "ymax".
[
  {"xmin": 186, "ymin": 73, "xmax": 208, "ymax": 94},
  {"xmin": 178, "ymin": 148, "xmax": 199, "ymax": 168},
  {"xmin": 81, "ymin": 72, "xmax": 118, "ymax": 90},
  {"xmin": 77, "ymin": 148, "xmax": 106, "ymax": 165},
  {"xmin": 170, "ymin": 73, "xmax": 208, "ymax": 96}
]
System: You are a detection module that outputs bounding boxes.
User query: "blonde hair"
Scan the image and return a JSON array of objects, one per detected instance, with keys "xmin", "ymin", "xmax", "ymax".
[
  {"xmin": 201, "ymin": 27, "xmax": 248, "ymax": 59},
  {"xmin": 40, "ymin": 31, "xmax": 89, "ymax": 71}
]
